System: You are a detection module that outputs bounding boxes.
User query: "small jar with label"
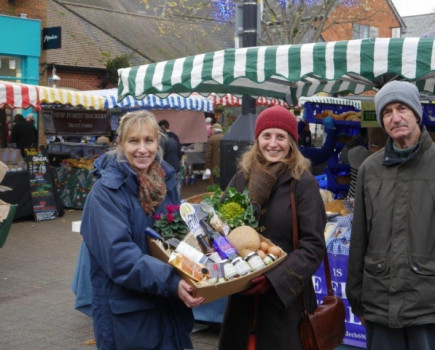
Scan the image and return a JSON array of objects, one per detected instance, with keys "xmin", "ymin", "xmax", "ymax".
[
  {"xmin": 263, "ymin": 253, "xmax": 277, "ymax": 265},
  {"xmin": 232, "ymin": 256, "xmax": 251, "ymax": 276},
  {"xmin": 222, "ymin": 259, "xmax": 239, "ymax": 280},
  {"xmin": 244, "ymin": 252, "xmax": 266, "ymax": 271}
]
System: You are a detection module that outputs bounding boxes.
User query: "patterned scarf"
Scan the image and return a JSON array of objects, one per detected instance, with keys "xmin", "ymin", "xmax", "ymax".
[
  {"xmin": 136, "ymin": 160, "xmax": 166, "ymax": 216},
  {"xmin": 248, "ymin": 161, "xmax": 287, "ymax": 204}
]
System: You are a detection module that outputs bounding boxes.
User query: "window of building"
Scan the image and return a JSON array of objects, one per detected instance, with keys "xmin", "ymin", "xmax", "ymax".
[
  {"xmin": 0, "ymin": 56, "xmax": 22, "ymax": 81},
  {"xmin": 392, "ymin": 28, "xmax": 401, "ymax": 38},
  {"xmin": 353, "ymin": 24, "xmax": 379, "ymax": 39}
]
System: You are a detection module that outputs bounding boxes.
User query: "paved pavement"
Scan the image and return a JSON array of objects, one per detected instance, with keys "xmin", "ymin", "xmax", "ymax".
[{"xmin": 0, "ymin": 179, "xmax": 220, "ymax": 350}]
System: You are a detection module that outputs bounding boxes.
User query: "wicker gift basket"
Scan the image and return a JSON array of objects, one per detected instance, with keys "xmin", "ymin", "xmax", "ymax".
[{"xmin": 185, "ymin": 192, "xmax": 215, "ymax": 204}]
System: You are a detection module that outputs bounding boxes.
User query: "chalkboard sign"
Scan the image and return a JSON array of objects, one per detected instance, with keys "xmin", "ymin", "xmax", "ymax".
[{"xmin": 25, "ymin": 147, "xmax": 58, "ymax": 222}]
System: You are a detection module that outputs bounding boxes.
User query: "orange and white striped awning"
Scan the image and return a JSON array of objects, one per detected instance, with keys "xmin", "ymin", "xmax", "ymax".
[
  {"xmin": 210, "ymin": 93, "xmax": 288, "ymax": 108},
  {"xmin": 39, "ymin": 86, "xmax": 105, "ymax": 110},
  {"xmin": 0, "ymin": 82, "xmax": 40, "ymax": 110}
]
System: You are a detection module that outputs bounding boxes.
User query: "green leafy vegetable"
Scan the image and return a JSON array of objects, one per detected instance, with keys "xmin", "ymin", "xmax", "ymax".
[{"xmin": 202, "ymin": 187, "xmax": 258, "ymax": 230}]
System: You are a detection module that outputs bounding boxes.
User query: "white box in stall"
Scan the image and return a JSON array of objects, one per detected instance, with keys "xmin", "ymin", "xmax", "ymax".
[{"xmin": 194, "ymin": 142, "xmax": 206, "ymax": 152}]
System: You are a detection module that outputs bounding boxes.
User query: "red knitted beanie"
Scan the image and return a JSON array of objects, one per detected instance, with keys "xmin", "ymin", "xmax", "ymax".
[{"xmin": 254, "ymin": 105, "xmax": 298, "ymax": 141}]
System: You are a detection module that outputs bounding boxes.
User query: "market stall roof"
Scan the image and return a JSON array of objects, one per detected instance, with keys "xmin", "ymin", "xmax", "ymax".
[
  {"xmin": 299, "ymin": 96, "xmax": 361, "ymax": 109},
  {"xmin": 39, "ymin": 86, "xmax": 105, "ymax": 110},
  {"xmin": 118, "ymin": 37, "xmax": 435, "ymax": 106},
  {"xmin": 210, "ymin": 93, "xmax": 288, "ymax": 107},
  {"xmin": 83, "ymin": 88, "xmax": 214, "ymax": 112},
  {"xmin": 0, "ymin": 82, "xmax": 40, "ymax": 110}
]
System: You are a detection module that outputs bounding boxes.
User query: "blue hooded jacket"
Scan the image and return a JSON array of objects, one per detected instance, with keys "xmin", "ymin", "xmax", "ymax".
[{"xmin": 81, "ymin": 154, "xmax": 193, "ymax": 350}]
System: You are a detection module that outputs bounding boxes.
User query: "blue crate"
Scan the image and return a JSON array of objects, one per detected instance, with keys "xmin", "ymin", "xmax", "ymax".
[{"xmin": 423, "ymin": 103, "xmax": 435, "ymax": 126}]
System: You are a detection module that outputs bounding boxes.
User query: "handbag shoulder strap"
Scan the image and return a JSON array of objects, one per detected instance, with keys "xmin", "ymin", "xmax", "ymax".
[{"xmin": 290, "ymin": 181, "xmax": 334, "ymax": 297}]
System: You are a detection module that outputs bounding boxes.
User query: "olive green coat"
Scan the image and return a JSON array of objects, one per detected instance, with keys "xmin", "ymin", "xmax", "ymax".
[{"xmin": 347, "ymin": 127, "xmax": 435, "ymax": 328}]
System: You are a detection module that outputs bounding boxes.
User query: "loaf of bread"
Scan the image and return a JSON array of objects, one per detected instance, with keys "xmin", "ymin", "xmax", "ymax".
[{"xmin": 227, "ymin": 225, "xmax": 261, "ymax": 258}]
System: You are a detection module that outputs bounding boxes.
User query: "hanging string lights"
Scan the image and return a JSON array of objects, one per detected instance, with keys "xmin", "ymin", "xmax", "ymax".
[{"xmin": 212, "ymin": 0, "xmax": 236, "ymax": 23}]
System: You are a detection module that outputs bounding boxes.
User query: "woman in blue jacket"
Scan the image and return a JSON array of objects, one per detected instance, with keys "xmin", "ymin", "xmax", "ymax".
[{"xmin": 81, "ymin": 110, "xmax": 204, "ymax": 350}]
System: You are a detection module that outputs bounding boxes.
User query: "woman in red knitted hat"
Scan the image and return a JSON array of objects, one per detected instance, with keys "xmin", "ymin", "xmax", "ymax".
[{"xmin": 219, "ymin": 105, "xmax": 326, "ymax": 350}]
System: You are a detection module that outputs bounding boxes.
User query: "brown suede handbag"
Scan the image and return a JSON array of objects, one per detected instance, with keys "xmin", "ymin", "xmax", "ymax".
[{"xmin": 290, "ymin": 182, "xmax": 346, "ymax": 350}]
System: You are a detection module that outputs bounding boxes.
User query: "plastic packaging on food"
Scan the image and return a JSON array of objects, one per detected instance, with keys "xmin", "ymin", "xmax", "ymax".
[{"xmin": 168, "ymin": 252, "xmax": 208, "ymax": 282}]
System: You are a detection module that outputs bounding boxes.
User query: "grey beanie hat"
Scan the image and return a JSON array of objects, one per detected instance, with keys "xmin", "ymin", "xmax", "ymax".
[{"xmin": 375, "ymin": 80, "xmax": 423, "ymax": 128}]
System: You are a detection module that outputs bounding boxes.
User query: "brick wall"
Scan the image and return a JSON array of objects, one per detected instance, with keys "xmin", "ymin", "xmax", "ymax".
[
  {"xmin": 322, "ymin": 0, "xmax": 402, "ymax": 41},
  {"xmin": 0, "ymin": 0, "xmax": 46, "ymax": 24},
  {"xmin": 45, "ymin": 68, "xmax": 115, "ymax": 90}
]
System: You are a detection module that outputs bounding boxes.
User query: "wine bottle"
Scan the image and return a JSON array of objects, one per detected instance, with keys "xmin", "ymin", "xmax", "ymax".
[{"xmin": 196, "ymin": 233, "xmax": 214, "ymax": 254}]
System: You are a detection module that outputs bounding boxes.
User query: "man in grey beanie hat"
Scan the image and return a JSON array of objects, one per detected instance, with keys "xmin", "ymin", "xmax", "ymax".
[
  {"xmin": 347, "ymin": 80, "xmax": 435, "ymax": 350},
  {"xmin": 374, "ymin": 80, "xmax": 423, "ymax": 128}
]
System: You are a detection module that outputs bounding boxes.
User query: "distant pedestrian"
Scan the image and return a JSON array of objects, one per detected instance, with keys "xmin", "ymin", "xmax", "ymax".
[
  {"xmin": 205, "ymin": 116, "xmax": 213, "ymax": 138},
  {"xmin": 9, "ymin": 113, "xmax": 37, "ymax": 157},
  {"xmin": 205, "ymin": 123, "xmax": 224, "ymax": 184},
  {"xmin": 25, "ymin": 113, "xmax": 36, "ymax": 126},
  {"xmin": 296, "ymin": 116, "xmax": 338, "ymax": 176},
  {"xmin": 158, "ymin": 119, "xmax": 180, "ymax": 144},
  {"xmin": 25, "ymin": 113, "xmax": 38, "ymax": 143},
  {"xmin": 159, "ymin": 119, "xmax": 182, "ymax": 193},
  {"xmin": 159, "ymin": 128, "xmax": 182, "ymax": 174}
]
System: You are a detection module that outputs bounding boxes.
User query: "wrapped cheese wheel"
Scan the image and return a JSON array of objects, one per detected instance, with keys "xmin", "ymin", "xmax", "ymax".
[{"xmin": 227, "ymin": 225, "xmax": 261, "ymax": 258}]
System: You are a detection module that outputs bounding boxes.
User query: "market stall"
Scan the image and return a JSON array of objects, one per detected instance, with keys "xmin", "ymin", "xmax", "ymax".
[
  {"xmin": 39, "ymin": 87, "xmax": 108, "ymax": 210},
  {"xmin": 87, "ymin": 88, "xmax": 214, "ymax": 144},
  {"xmin": 118, "ymin": 37, "xmax": 435, "ymax": 106},
  {"xmin": 0, "ymin": 82, "xmax": 40, "ymax": 219},
  {"xmin": 85, "ymin": 88, "xmax": 217, "ymax": 179},
  {"xmin": 118, "ymin": 37, "xmax": 435, "ymax": 189},
  {"xmin": 300, "ymin": 96, "xmax": 363, "ymax": 196}
]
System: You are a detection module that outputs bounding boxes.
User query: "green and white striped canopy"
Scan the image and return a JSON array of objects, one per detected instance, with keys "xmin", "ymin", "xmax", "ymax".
[{"xmin": 118, "ymin": 37, "xmax": 435, "ymax": 106}]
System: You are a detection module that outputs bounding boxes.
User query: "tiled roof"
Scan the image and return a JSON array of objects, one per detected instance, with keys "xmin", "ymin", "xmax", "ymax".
[
  {"xmin": 47, "ymin": 0, "xmax": 146, "ymax": 69},
  {"xmin": 402, "ymin": 13, "xmax": 435, "ymax": 37},
  {"xmin": 47, "ymin": 0, "xmax": 234, "ymax": 69}
]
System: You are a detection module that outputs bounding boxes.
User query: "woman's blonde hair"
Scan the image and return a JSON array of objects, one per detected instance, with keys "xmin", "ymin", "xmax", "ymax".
[
  {"xmin": 108, "ymin": 110, "xmax": 164, "ymax": 161},
  {"xmin": 239, "ymin": 135, "xmax": 311, "ymax": 180}
]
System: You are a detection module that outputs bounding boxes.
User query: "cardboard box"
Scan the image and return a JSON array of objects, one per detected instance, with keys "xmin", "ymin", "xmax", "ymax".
[{"xmin": 148, "ymin": 235, "xmax": 287, "ymax": 304}]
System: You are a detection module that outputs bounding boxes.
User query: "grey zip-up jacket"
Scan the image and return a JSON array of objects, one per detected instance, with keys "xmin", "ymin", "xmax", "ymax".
[{"xmin": 346, "ymin": 127, "xmax": 435, "ymax": 328}]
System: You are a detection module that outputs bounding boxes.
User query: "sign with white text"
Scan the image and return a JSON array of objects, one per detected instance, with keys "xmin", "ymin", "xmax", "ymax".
[
  {"xmin": 41, "ymin": 108, "xmax": 110, "ymax": 136},
  {"xmin": 42, "ymin": 27, "xmax": 62, "ymax": 50}
]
